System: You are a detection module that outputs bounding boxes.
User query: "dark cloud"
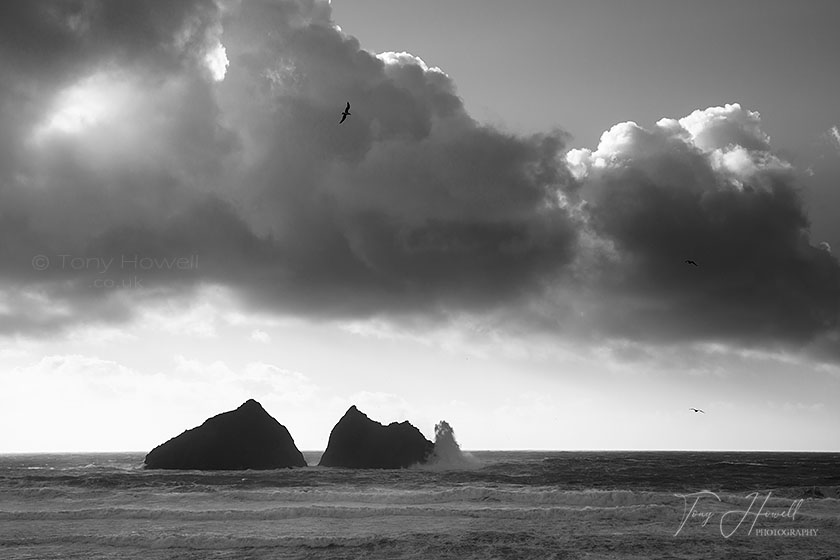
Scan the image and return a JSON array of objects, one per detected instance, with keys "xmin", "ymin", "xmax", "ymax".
[
  {"xmin": 0, "ymin": 2, "xmax": 838, "ymax": 363},
  {"xmin": 0, "ymin": 0, "xmax": 222, "ymax": 77},
  {"xmin": 568, "ymin": 106, "xmax": 840, "ymax": 348},
  {"xmin": 0, "ymin": 0, "xmax": 580, "ymax": 333}
]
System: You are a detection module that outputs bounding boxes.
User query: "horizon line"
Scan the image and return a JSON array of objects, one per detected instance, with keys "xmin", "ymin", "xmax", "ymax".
[{"xmin": 2, "ymin": 448, "xmax": 838, "ymax": 455}]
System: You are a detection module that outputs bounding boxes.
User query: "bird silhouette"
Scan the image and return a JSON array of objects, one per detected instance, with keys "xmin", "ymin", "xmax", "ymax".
[
  {"xmin": 339, "ymin": 101, "xmax": 351, "ymax": 124},
  {"xmin": 689, "ymin": 408, "xmax": 705, "ymax": 413},
  {"xmin": 685, "ymin": 260, "xmax": 698, "ymax": 267}
]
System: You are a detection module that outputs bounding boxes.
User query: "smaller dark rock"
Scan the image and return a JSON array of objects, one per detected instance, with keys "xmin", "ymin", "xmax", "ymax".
[{"xmin": 318, "ymin": 405, "xmax": 434, "ymax": 469}]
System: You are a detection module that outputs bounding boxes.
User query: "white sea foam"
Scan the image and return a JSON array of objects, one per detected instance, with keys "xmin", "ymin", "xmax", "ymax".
[
  {"xmin": 4, "ymin": 499, "xmax": 838, "ymax": 529},
  {"xmin": 423, "ymin": 421, "xmax": 481, "ymax": 470}
]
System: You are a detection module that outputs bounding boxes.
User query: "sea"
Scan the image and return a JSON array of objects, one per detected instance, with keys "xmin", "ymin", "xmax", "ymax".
[{"xmin": 1, "ymin": 450, "xmax": 838, "ymax": 559}]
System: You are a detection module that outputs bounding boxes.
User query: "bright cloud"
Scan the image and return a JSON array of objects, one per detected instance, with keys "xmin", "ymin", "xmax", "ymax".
[
  {"xmin": 204, "ymin": 41, "xmax": 229, "ymax": 81},
  {"xmin": 251, "ymin": 329, "xmax": 271, "ymax": 343},
  {"xmin": 828, "ymin": 125, "xmax": 840, "ymax": 153}
]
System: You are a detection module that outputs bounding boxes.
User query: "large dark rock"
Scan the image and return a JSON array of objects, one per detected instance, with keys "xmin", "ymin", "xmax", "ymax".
[
  {"xmin": 144, "ymin": 399, "xmax": 307, "ymax": 470},
  {"xmin": 318, "ymin": 405, "xmax": 434, "ymax": 468}
]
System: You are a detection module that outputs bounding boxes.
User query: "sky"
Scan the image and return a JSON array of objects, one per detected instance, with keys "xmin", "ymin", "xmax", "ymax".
[{"xmin": 1, "ymin": 0, "xmax": 839, "ymax": 453}]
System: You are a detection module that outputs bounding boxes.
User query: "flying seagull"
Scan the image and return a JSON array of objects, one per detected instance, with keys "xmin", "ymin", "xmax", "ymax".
[
  {"xmin": 339, "ymin": 101, "xmax": 351, "ymax": 124},
  {"xmin": 685, "ymin": 260, "xmax": 699, "ymax": 267},
  {"xmin": 689, "ymin": 408, "xmax": 705, "ymax": 414}
]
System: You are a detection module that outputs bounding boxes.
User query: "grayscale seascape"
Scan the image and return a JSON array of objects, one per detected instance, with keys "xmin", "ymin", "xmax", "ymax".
[{"xmin": 2, "ymin": 0, "xmax": 840, "ymax": 558}]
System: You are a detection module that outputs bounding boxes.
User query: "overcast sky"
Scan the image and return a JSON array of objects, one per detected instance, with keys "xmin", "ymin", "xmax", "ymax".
[{"xmin": 1, "ymin": 0, "xmax": 839, "ymax": 452}]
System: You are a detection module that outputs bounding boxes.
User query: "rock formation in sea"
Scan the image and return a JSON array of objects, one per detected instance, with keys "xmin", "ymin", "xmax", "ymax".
[
  {"xmin": 318, "ymin": 405, "xmax": 434, "ymax": 468},
  {"xmin": 144, "ymin": 399, "xmax": 307, "ymax": 470}
]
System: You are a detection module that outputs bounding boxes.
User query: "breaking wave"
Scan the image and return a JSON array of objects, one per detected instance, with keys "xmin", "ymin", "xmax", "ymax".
[{"xmin": 423, "ymin": 421, "xmax": 481, "ymax": 470}]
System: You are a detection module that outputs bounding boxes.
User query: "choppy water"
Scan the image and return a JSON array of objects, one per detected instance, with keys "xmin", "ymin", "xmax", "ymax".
[{"xmin": 1, "ymin": 451, "xmax": 838, "ymax": 559}]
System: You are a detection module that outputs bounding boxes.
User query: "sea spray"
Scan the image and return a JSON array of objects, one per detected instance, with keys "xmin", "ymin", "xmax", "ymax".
[{"xmin": 425, "ymin": 421, "xmax": 480, "ymax": 469}]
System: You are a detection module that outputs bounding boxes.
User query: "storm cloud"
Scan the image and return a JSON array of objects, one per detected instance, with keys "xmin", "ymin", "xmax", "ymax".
[
  {"xmin": 0, "ymin": 1, "xmax": 837, "ymax": 361},
  {"xmin": 567, "ymin": 104, "xmax": 840, "ymax": 349}
]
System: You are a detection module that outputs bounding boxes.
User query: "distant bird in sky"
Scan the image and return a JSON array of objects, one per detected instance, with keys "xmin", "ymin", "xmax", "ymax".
[
  {"xmin": 339, "ymin": 101, "xmax": 351, "ymax": 124},
  {"xmin": 685, "ymin": 260, "xmax": 698, "ymax": 267},
  {"xmin": 689, "ymin": 408, "xmax": 705, "ymax": 413}
]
